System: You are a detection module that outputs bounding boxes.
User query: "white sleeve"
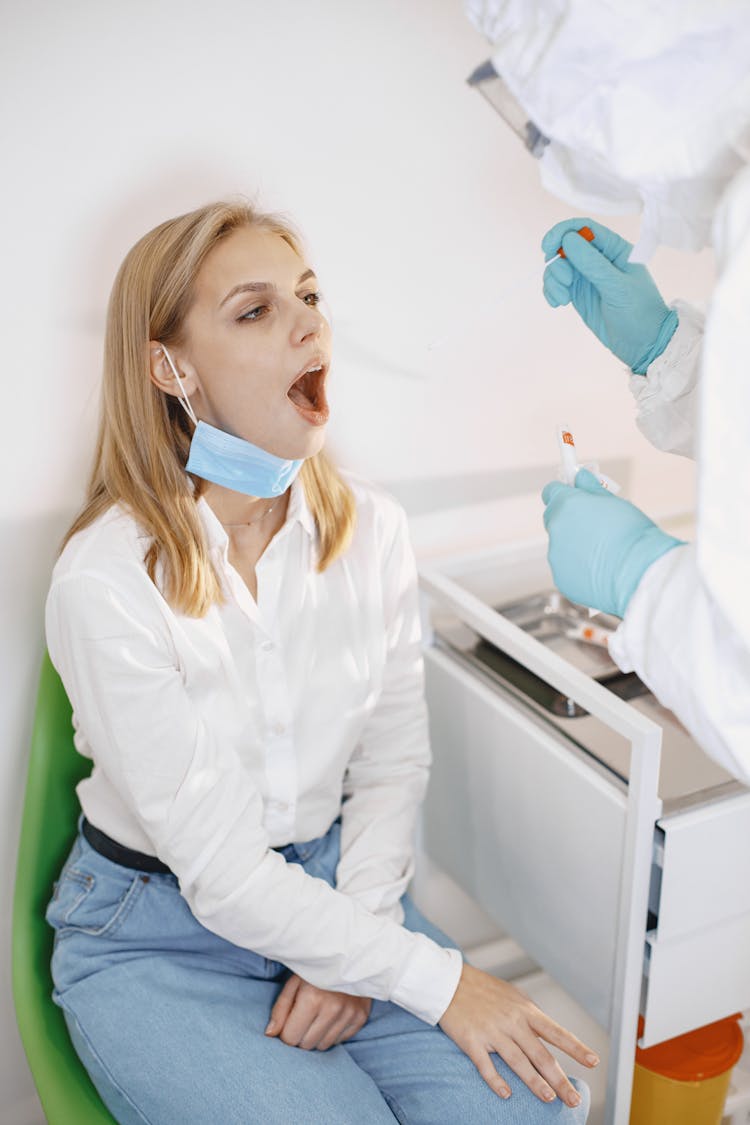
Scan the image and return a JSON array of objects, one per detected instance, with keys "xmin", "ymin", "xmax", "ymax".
[
  {"xmin": 336, "ymin": 506, "xmax": 431, "ymax": 924},
  {"xmin": 627, "ymin": 300, "xmax": 704, "ymax": 460},
  {"xmin": 609, "ymin": 545, "xmax": 750, "ymax": 784},
  {"xmin": 45, "ymin": 573, "xmax": 463, "ymax": 1024}
]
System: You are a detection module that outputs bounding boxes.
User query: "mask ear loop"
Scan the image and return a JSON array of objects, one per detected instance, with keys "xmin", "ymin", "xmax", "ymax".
[{"xmin": 159, "ymin": 344, "xmax": 199, "ymax": 427}]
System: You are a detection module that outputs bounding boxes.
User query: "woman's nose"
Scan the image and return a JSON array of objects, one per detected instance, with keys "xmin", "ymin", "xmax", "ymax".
[{"xmin": 294, "ymin": 304, "xmax": 325, "ymax": 343}]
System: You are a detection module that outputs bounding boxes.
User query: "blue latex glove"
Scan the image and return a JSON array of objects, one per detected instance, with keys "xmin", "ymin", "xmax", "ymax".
[
  {"xmin": 541, "ymin": 218, "xmax": 678, "ymax": 374},
  {"xmin": 542, "ymin": 470, "xmax": 685, "ymax": 618}
]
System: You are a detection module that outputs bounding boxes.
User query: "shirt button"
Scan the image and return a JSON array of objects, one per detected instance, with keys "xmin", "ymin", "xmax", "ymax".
[
  {"xmin": 260, "ymin": 640, "xmax": 274, "ymax": 654},
  {"xmin": 272, "ymin": 722, "xmax": 286, "ymax": 736}
]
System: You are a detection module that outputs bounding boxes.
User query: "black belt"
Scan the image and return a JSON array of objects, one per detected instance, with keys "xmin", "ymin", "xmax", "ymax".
[{"xmin": 82, "ymin": 817, "xmax": 174, "ymax": 876}]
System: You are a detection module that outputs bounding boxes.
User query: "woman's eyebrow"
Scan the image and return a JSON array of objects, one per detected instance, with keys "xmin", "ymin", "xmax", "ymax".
[{"xmin": 219, "ymin": 269, "xmax": 317, "ymax": 308}]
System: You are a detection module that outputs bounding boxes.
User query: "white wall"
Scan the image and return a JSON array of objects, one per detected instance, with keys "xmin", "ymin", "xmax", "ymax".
[{"xmin": 1, "ymin": 2, "xmax": 714, "ymax": 1117}]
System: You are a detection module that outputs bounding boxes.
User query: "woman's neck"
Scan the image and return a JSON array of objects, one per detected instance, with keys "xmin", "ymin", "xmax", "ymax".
[{"xmin": 202, "ymin": 481, "xmax": 289, "ymax": 529}]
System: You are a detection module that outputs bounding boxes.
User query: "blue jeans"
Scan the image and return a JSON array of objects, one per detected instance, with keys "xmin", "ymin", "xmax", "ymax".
[{"xmin": 46, "ymin": 818, "xmax": 590, "ymax": 1124}]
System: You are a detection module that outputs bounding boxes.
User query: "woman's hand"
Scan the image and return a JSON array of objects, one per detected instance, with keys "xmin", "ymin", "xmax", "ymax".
[
  {"xmin": 439, "ymin": 964, "xmax": 599, "ymax": 1107},
  {"xmin": 265, "ymin": 973, "xmax": 372, "ymax": 1051}
]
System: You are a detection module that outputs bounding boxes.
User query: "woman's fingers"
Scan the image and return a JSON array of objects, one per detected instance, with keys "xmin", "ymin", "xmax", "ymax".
[
  {"xmin": 514, "ymin": 1033, "xmax": 583, "ymax": 1107},
  {"xmin": 493, "ymin": 1037, "xmax": 561, "ymax": 1104},
  {"xmin": 336, "ymin": 1005, "xmax": 371, "ymax": 1045},
  {"xmin": 439, "ymin": 966, "xmax": 597, "ymax": 1105},
  {"xmin": 308, "ymin": 1002, "xmax": 370, "ymax": 1051},
  {"xmin": 333, "ymin": 1022, "xmax": 359, "ymax": 1047},
  {"xmin": 464, "ymin": 1040, "xmax": 512, "ymax": 1100},
  {"xmin": 317, "ymin": 1012, "xmax": 360, "ymax": 1052},
  {"xmin": 277, "ymin": 985, "xmax": 324, "ymax": 1047},
  {"xmin": 465, "ymin": 1034, "xmax": 583, "ymax": 1108},
  {"xmin": 534, "ymin": 1012, "xmax": 600, "ymax": 1068},
  {"xmin": 298, "ymin": 1012, "xmax": 339, "ymax": 1051},
  {"xmin": 274, "ymin": 982, "xmax": 371, "ymax": 1050},
  {"xmin": 265, "ymin": 974, "xmax": 301, "ymax": 1036}
]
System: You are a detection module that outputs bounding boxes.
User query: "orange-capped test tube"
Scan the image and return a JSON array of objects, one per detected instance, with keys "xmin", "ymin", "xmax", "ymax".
[
  {"xmin": 557, "ymin": 424, "xmax": 579, "ymax": 486},
  {"xmin": 557, "ymin": 225, "xmax": 594, "ymax": 259}
]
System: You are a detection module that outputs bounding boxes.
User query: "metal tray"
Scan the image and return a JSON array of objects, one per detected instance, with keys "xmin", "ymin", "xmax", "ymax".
[{"xmin": 474, "ymin": 591, "xmax": 650, "ymax": 718}]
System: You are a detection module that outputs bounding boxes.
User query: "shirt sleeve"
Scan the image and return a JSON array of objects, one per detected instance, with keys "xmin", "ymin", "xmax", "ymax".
[
  {"xmin": 609, "ymin": 545, "xmax": 750, "ymax": 784},
  {"xmin": 45, "ymin": 571, "xmax": 463, "ymax": 1024},
  {"xmin": 627, "ymin": 299, "xmax": 704, "ymax": 460},
  {"xmin": 335, "ymin": 504, "xmax": 432, "ymax": 925}
]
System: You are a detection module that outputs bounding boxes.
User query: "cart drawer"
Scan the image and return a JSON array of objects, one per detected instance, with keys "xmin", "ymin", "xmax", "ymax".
[
  {"xmin": 653, "ymin": 791, "xmax": 750, "ymax": 941},
  {"xmin": 423, "ymin": 646, "xmax": 628, "ymax": 1028},
  {"xmin": 642, "ymin": 914, "xmax": 750, "ymax": 1046}
]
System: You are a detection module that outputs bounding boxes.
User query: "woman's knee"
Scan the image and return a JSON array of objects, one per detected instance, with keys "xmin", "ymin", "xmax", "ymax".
[
  {"xmin": 567, "ymin": 1075, "xmax": 591, "ymax": 1121},
  {"xmin": 510, "ymin": 1073, "xmax": 590, "ymax": 1123}
]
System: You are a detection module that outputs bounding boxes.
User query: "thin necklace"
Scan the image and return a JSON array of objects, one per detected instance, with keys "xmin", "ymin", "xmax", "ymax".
[{"xmin": 219, "ymin": 499, "xmax": 280, "ymax": 529}]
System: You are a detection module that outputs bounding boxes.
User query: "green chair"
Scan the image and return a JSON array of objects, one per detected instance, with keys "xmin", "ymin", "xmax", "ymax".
[{"xmin": 12, "ymin": 651, "xmax": 116, "ymax": 1124}]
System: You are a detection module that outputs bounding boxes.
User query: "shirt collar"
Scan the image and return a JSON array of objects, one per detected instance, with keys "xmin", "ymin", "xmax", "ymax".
[{"xmin": 286, "ymin": 475, "xmax": 316, "ymax": 538}]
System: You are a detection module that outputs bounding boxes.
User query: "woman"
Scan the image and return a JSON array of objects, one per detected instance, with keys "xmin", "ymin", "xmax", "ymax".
[{"xmin": 45, "ymin": 200, "xmax": 595, "ymax": 1123}]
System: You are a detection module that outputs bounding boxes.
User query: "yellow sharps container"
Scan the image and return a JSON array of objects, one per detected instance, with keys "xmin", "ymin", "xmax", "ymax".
[{"xmin": 630, "ymin": 1014, "xmax": 744, "ymax": 1124}]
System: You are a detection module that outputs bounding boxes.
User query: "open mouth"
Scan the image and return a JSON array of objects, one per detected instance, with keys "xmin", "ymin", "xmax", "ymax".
[{"xmin": 287, "ymin": 361, "xmax": 330, "ymax": 426}]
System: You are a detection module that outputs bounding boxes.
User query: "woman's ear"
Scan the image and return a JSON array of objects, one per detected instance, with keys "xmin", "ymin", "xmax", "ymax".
[{"xmin": 148, "ymin": 341, "xmax": 198, "ymax": 396}]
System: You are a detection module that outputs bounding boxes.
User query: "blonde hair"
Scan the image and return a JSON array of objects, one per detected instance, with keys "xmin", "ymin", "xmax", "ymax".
[{"xmin": 61, "ymin": 201, "xmax": 356, "ymax": 616}]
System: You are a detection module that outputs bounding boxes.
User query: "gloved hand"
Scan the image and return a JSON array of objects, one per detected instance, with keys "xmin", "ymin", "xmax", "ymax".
[
  {"xmin": 542, "ymin": 469, "xmax": 685, "ymax": 618},
  {"xmin": 541, "ymin": 218, "xmax": 678, "ymax": 374}
]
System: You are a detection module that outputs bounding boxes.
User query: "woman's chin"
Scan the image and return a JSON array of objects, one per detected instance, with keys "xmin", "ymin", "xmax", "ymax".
[
  {"xmin": 298, "ymin": 430, "xmax": 328, "ymax": 462},
  {"xmin": 233, "ymin": 420, "xmax": 326, "ymax": 464},
  {"xmin": 273, "ymin": 426, "xmax": 327, "ymax": 463}
]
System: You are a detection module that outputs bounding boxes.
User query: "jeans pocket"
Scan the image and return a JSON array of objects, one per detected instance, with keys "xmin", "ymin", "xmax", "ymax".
[{"xmin": 47, "ymin": 864, "xmax": 146, "ymax": 939}]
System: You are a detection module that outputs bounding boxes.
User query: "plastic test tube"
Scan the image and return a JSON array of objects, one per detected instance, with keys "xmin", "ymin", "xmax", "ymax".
[
  {"xmin": 557, "ymin": 426, "xmax": 579, "ymax": 485},
  {"xmin": 556, "ymin": 425, "xmax": 622, "ymax": 494},
  {"xmin": 542, "ymin": 225, "xmax": 595, "ymax": 274},
  {"xmin": 553, "ymin": 422, "xmax": 622, "ymax": 620},
  {"xmin": 565, "ymin": 621, "xmax": 613, "ymax": 648}
]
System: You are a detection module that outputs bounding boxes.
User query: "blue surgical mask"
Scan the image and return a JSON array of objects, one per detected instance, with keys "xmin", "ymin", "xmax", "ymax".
[{"xmin": 160, "ymin": 345, "xmax": 304, "ymax": 499}]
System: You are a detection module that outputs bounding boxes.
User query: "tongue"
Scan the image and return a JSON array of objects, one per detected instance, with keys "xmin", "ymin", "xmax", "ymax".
[{"xmin": 288, "ymin": 383, "xmax": 314, "ymax": 409}]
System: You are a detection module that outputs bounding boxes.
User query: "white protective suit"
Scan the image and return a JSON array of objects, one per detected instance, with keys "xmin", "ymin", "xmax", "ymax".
[
  {"xmin": 465, "ymin": 2, "xmax": 750, "ymax": 781},
  {"xmin": 465, "ymin": 0, "xmax": 750, "ymax": 260},
  {"xmin": 609, "ymin": 170, "xmax": 750, "ymax": 781}
]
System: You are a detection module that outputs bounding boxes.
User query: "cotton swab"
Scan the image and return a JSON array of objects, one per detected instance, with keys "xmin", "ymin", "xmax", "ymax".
[{"xmin": 554, "ymin": 423, "xmax": 622, "ymax": 618}]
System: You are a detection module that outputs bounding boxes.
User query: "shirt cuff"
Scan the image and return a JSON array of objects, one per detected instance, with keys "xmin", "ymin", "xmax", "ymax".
[{"xmin": 389, "ymin": 937, "xmax": 463, "ymax": 1025}]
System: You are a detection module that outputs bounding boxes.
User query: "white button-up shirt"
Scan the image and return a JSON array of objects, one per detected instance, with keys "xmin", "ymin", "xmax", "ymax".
[{"xmin": 45, "ymin": 473, "xmax": 462, "ymax": 1024}]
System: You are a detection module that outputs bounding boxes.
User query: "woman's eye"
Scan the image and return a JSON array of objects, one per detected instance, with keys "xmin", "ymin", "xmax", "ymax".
[
  {"xmin": 303, "ymin": 291, "xmax": 322, "ymax": 306},
  {"xmin": 238, "ymin": 305, "xmax": 269, "ymax": 322}
]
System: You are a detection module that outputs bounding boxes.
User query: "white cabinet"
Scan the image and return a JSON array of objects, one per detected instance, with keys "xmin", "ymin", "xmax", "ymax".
[
  {"xmin": 424, "ymin": 648, "xmax": 627, "ymax": 1031},
  {"xmin": 419, "ymin": 542, "xmax": 750, "ymax": 1125}
]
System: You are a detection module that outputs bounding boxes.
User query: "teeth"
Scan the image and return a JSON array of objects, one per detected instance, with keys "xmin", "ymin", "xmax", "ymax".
[{"xmin": 290, "ymin": 363, "xmax": 324, "ymax": 396}]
